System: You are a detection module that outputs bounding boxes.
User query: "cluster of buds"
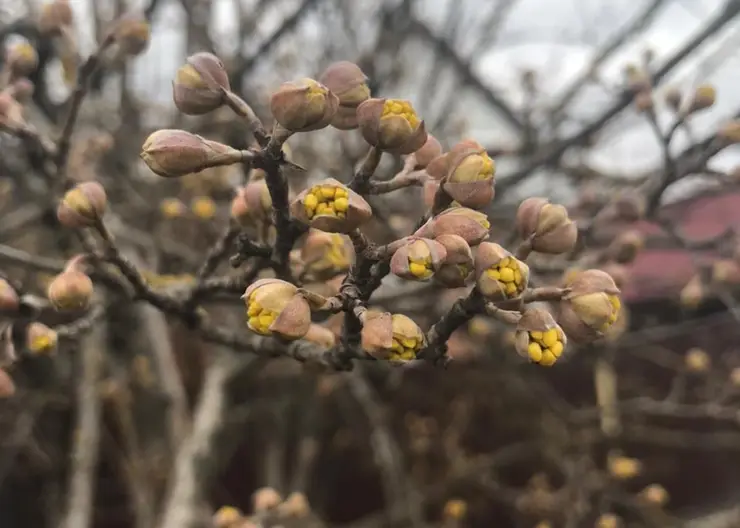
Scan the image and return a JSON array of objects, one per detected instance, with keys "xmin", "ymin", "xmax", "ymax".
[
  {"xmin": 47, "ymin": 255, "xmax": 94, "ymax": 312},
  {"xmin": 291, "ymin": 178, "xmax": 372, "ymax": 233},
  {"xmin": 361, "ymin": 312, "xmax": 426, "ymax": 362},
  {"xmin": 514, "ymin": 309, "xmax": 566, "ymax": 366},
  {"xmin": 242, "ymin": 279, "xmax": 311, "ymax": 340},
  {"xmin": 475, "ymin": 243, "xmax": 529, "ymax": 300},
  {"xmin": 318, "ymin": 61, "xmax": 371, "ymax": 129}
]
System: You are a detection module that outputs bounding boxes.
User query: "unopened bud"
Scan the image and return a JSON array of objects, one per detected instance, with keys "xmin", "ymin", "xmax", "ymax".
[
  {"xmin": 686, "ymin": 84, "xmax": 716, "ymax": 114},
  {"xmin": 443, "ymin": 139, "xmax": 495, "ymax": 208},
  {"xmin": 680, "ymin": 275, "xmax": 705, "ymax": 308},
  {"xmin": 639, "ymin": 484, "xmax": 668, "ymax": 506},
  {"xmin": 279, "ymin": 492, "xmax": 311, "ymax": 518},
  {"xmin": 57, "ymin": 181, "xmax": 107, "ymax": 228},
  {"xmin": 605, "ymin": 230, "xmax": 644, "ymax": 264},
  {"xmin": 608, "ymin": 454, "xmax": 642, "ymax": 480},
  {"xmin": 47, "ymin": 258, "xmax": 94, "ymax": 311},
  {"xmin": 596, "ymin": 513, "xmax": 621, "ymax": 528},
  {"xmin": 664, "ymin": 87, "xmax": 682, "ymax": 112},
  {"xmin": 443, "ymin": 499, "xmax": 467, "ymax": 520},
  {"xmin": 5, "ymin": 42, "xmax": 39, "ymax": 78},
  {"xmin": 318, "ymin": 61, "xmax": 370, "ymax": 130},
  {"xmin": 685, "ymin": 347, "xmax": 710, "ymax": 373},
  {"xmin": 357, "ymin": 98, "xmax": 428, "ymax": 154},
  {"xmin": 252, "ymin": 487, "xmax": 282, "ymax": 513},
  {"xmin": 361, "ymin": 312, "xmax": 426, "ymax": 362},
  {"xmin": 173, "ymin": 52, "xmax": 230, "ymax": 115},
  {"xmin": 559, "ymin": 270, "xmax": 621, "ymax": 343},
  {"xmin": 415, "ymin": 207, "xmax": 491, "ymax": 247},
  {"xmin": 140, "ymin": 129, "xmax": 244, "ymax": 178},
  {"xmin": 160, "ymin": 197, "xmax": 187, "ymax": 218},
  {"xmin": 433, "ymin": 234, "xmax": 474, "ymax": 288},
  {"xmin": 38, "ymin": 0, "xmax": 74, "ymax": 35},
  {"xmin": 26, "ymin": 322, "xmax": 58, "ymax": 356},
  {"xmin": 190, "ymin": 196, "xmax": 217, "ymax": 220},
  {"xmin": 270, "ymin": 78, "xmax": 339, "ymax": 132},
  {"xmin": 109, "ymin": 12, "xmax": 151, "ymax": 57},
  {"xmin": 516, "ymin": 198, "xmax": 577, "ymax": 255},
  {"xmin": 390, "ymin": 237, "xmax": 447, "ymax": 281},
  {"xmin": 411, "ymin": 134, "xmax": 443, "ymax": 169}
]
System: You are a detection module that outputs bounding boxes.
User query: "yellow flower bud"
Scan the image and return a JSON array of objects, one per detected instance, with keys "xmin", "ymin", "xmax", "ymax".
[
  {"xmin": 300, "ymin": 230, "xmax": 353, "ymax": 280},
  {"xmin": 290, "ymin": 178, "xmax": 372, "ymax": 233},
  {"xmin": 687, "ymin": 83, "xmax": 716, "ymax": 114},
  {"xmin": 252, "ymin": 487, "xmax": 282, "ymax": 513},
  {"xmin": 160, "ymin": 197, "xmax": 187, "ymax": 218},
  {"xmin": 558, "ymin": 270, "xmax": 621, "ymax": 343},
  {"xmin": 5, "ymin": 41, "xmax": 39, "ymax": 77},
  {"xmin": 412, "ymin": 134, "xmax": 443, "ymax": 169},
  {"xmin": 357, "ymin": 98, "xmax": 428, "ymax": 154},
  {"xmin": 47, "ymin": 269, "xmax": 94, "ymax": 311},
  {"xmin": 595, "ymin": 513, "xmax": 621, "ymax": 528},
  {"xmin": 26, "ymin": 322, "xmax": 58, "ymax": 356},
  {"xmin": 390, "ymin": 237, "xmax": 447, "ymax": 281},
  {"xmin": 242, "ymin": 279, "xmax": 311, "ymax": 340},
  {"xmin": 270, "ymin": 78, "xmax": 339, "ymax": 132},
  {"xmin": 685, "ymin": 347, "xmax": 710, "ymax": 373},
  {"xmin": 442, "ymin": 499, "xmax": 467, "ymax": 520},
  {"xmin": 57, "ymin": 181, "xmax": 108, "ymax": 228},
  {"xmin": 443, "ymin": 139, "xmax": 496, "ymax": 208},
  {"xmin": 172, "ymin": 52, "xmax": 230, "ymax": 115},
  {"xmin": 608, "ymin": 455, "xmax": 642, "ymax": 480},
  {"xmin": 318, "ymin": 61, "xmax": 370, "ymax": 130},
  {"xmin": 110, "ymin": 12, "xmax": 151, "ymax": 57},
  {"xmin": 190, "ymin": 196, "xmax": 217, "ymax": 220},
  {"xmin": 361, "ymin": 312, "xmax": 426, "ymax": 362},
  {"xmin": 516, "ymin": 197, "xmax": 577, "ymax": 255},
  {"xmin": 475, "ymin": 242, "xmax": 529, "ymax": 300},
  {"xmin": 515, "ymin": 309, "xmax": 566, "ymax": 366},
  {"xmin": 433, "ymin": 234, "xmax": 474, "ymax": 288},
  {"xmin": 278, "ymin": 491, "xmax": 311, "ymax": 519}
]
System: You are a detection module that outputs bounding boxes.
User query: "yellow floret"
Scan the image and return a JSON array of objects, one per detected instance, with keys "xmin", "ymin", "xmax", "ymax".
[
  {"xmin": 381, "ymin": 99, "xmax": 420, "ymax": 129},
  {"xmin": 304, "ymin": 185, "xmax": 348, "ymax": 219},
  {"xmin": 527, "ymin": 328, "xmax": 565, "ymax": 367},
  {"xmin": 485, "ymin": 256, "xmax": 526, "ymax": 298}
]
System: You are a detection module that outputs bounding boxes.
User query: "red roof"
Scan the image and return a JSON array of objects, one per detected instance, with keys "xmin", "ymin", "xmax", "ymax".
[{"xmin": 621, "ymin": 187, "xmax": 740, "ymax": 302}]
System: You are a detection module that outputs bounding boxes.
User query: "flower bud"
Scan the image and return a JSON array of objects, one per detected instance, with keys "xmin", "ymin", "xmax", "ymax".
[
  {"xmin": 5, "ymin": 42, "xmax": 39, "ymax": 78},
  {"xmin": 230, "ymin": 179, "xmax": 272, "ymax": 226},
  {"xmin": 664, "ymin": 87, "xmax": 682, "ymax": 112},
  {"xmin": 718, "ymin": 120, "xmax": 740, "ymax": 144},
  {"xmin": 390, "ymin": 237, "xmax": 447, "ymax": 281},
  {"xmin": 318, "ymin": 61, "xmax": 370, "ymax": 130},
  {"xmin": 711, "ymin": 259, "xmax": 740, "ymax": 285},
  {"xmin": 57, "ymin": 181, "xmax": 107, "ymax": 228},
  {"xmin": 639, "ymin": 484, "xmax": 668, "ymax": 506},
  {"xmin": 140, "ymin": 129, "xmax": 244, "ymax": 178},
  {"xmin": 213, "ymin": 506, "xmax": 242, "ymax": 528},
  {"xmin": 110, "ymin": 12, "xmax": 151, "ymax": 57},
  {"xmin": 290, "ymin": 178, "xmax": 372, "ymax": 233},
  {"xmin": 357, "ymin": 98, "xmax": 427, "ymax": 154},
  {"xmin": 190, "ymin": 196, "xmax": 216, "ymax": 220},
  {"xmin": 0, "ymin": 279, "xmax": 20, "ymax": 314},
  {"xmin": 361, "ymin": 312, "xmax": 426, "ymax": 362},
  {"xmin": 279, "ymin": 492, "xmax": 311, "ymax": 518},
  {"xmin": 172, "ymin": 52, "xmax": 230, "ymax": 115},
  {"xmin": 443, "ymin": 139, "xmax": 495, "ymax": 208},
  {"xmin": 415, "ymin": 207, "xmax": 491, "ymax": 247},
  {"xmin": 252, "ymin": 487, "xmax": 282, "ymax": 513},
  {"xmin": 516, "ymin": 197, "xmax": 577, "ymax": 254},
  {"xmin": 38, "ymin": 0, "xmax": 74, "ymax": 35},
  {"xmin": 680, "ymin": 275, "xmax": 705, "ymax": 308},
  {"xmin": 242, "ymin": 279, "xmax": 311, "ymax": 340},
  {"xmin": 300, "ymin": 230, "xmax": 353, "ymax": 280},
  {"xmin": 514, "ymin": 308, "xmax": 566, "ymax": 367},
  {"xmin": 685, "ymin": 347, "xmax": 710, "ymax": 373},
  {"xmin": 604, "ymin": 229, "xmax": 644, "ymax": 264},
  {"xmin": 558, "ymin": 270, "xmax": 621, "ymax": 343},
  {"xmin": 26, "ymin": 322, "xmax": 58, "ymax": 356},
  {"xmin": 303, "ymin": 323, "xmax": 337, "ymax": 349},
  {"xmin": 433, "ymin": 234, "xmax": 474, "ymax": 288},
  {"xmin": 160, "ymin": 197, "xmax": 187, "ymax": 218},
  {"xmin": 0, "ymin": 368, "xmax": 14, "ymax": 398},
  {"xmin": 270, "ymin": 78, "xmax": 339, "ymax": 132},
  {"xmin": 412, "ymin": 134, "xmax": 443, "ymax": 169},
  {"xmin": 686, "ymin": 83, "xmax": 716, "ymax": 114},
  {"xmin": 443, "ymin": 499, "xmax": 467, "ymax": 521},
  {"xmin": 608, "ymin": 454, "xmax": 642, "ymax": 480},
  {"xmin": 47, "ymin": 258, "xmax": 94, "ymax": 311},
  {"xmin": 596, "ymin": 513, "xmax": 621, "ymax": 528},
  {"xmin": 475, "ymin": 242, "xmax": 529, "ymax": 300}
]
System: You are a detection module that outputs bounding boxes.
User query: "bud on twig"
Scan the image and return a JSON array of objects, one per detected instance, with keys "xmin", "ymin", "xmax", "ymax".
[
  {"xmin": 48, "ymin": 256, "xmax": 94, "ymax": 311},
  {"xmin": 516, "ymin": 197, "xmax": 577, "ymax": 255},
  {"xmin": 318, "ymin": 61, "xmax": 371, "ymax": 130},
  {"xmin": 433, "ymin": 234, "xmax": 474, "ymax": 288},
  {"xmin": 390, "ymin": 237, "xmax": 447, "ymax": 281},
  {"xmin": 515, "ymin": 308, "xmax": 566, "ymax": 366},
  {"xmin": 357, "ymin": 98, "xmax": 427, "ymax": 154},
  {"xmin": 172, "ymin": 52, "xmax": 231, "ymax": 115},
  {"xmin": 300, "ymin": 230, "xmax": 353, "ymax": 280},
  {"xmin": 475, "ymin": 242, "xmax": 529, "ymax": 300},
  {"xmin": 230, "ymin": 179, "xmax": 272, "ymax": 227},
  {"xmin": 242, "ymin": 279, "xmax": 311, "ymax": 340},
  {"xmin": 252, "ymin": 487, "xmax": 282, "ymax": 513},
  {"xmin": 5, "ymin": 42, "xmax": 39, "ymax": 78},
  {"xmin": 415, "ymin": 207, "xmax": 491, "ymax": 247},
  {"xmin": 270, "ymin": 78, "xmax": 339, "ymax": 132},
  {"xmin": 290, "ymin": 178, "xmax": 372, "ymax": 233},
  {"xmin": 443, "ymin": 139, "xmax": 495, "ymax": 209},
  {"xmin": 361, "ymin": 312, "xmax": 426, "ymax": 362},
  {"xmin": 26, "ymin": 322, "xmax": 58, "ymax": 356},
  {"xmin": 109, "ymin": 12, "xmax": 151, "ymax": 57},
  {"xmin": 558, "ymin": 270, "xmax": 621, "ymax": 343},
  {"xmin": 140, "ymin": 129, "xmax": 244, "ymax": 178},
  {"xmin": 686, "ymin": 83, "xmax": 716, "ymax": 114},
  {"xmin": 57, "ymin": 181, "xmax": 107, "ymax": 228}
]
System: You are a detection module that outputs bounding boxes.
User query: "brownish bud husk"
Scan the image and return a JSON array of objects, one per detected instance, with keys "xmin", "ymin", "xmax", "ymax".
[
  {"xmin": 516, "ymin": 197, "xmax": 578, "ymax": 254},
  {"xmin": 303, "ymin": 324, "xmax": 337, "ymax": 349},
  {"xmin": 57, "ymin": 181, "xmax": 107, "ymax": 228},
  {"xmin": 0, "ymin": 279, "xmax": 20, "ymax": 313},
  {"xmin": 38, "ymin": 0, "xmax": 74, "ymax": 35},
  {"xmin": 140, "ymin": 129, "xmax": 244, "ymax": 178},
  {"xmin": 252, "ymin": 487, "xmax": 283, "ymax": 513},
  {"xmin": 412, "ymin": 134, "xmax": 443, "ymax": 169},
  {"xmin": 416, "ymin": 207, "xmax": 491, "ymax": 247},
  {"xmin": 172, "ymin": 52, "xmax": 230, "ymax": 115},
  {"xmin": 47, "ymin": 268, "xmax": 94, "ymax": 311},
  {"xmin": 318, "ymin": 61, "xmax": 370, "ymax": 129},
  {"xmin": 664, "ymin": 87, "xmax": 682, "ymax": 112},
  {"xmin": 605, "ymin": 229, "xmax": 644, "ymax": 264},
  {"xmin": 242, "ymin": 279, "xmax": 312, "ymax": 341},
  {"xmin": 300, "ymin": 230, "xmax": 353, "ymax": 279},
  {"xmin": 110, "ymin": 12, "xmax": 151, "ymax": 57},
  {"xmin": 514, "ymin": 308, "xmax": 566, "ymax": 366},
  {"xmin": 443, "ymin": 139, "xmax": 495, "ymax": 208},
  {"xmin": 433, "ymin": 234, "xmax": 474, "ymax": 288},
  {"xmin": 717, "ymin": 120, "xmax": 740, "ymax": 144}
]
